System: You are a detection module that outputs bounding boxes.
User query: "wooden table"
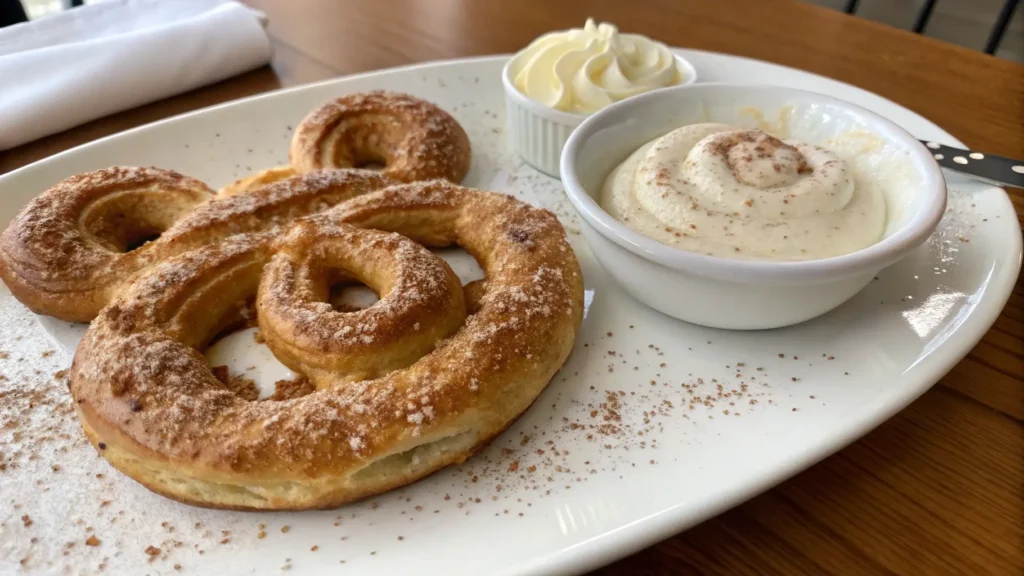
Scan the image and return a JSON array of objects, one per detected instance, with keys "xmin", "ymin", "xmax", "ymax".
[{"xmin": 3, "ymin": 1, "xmax": 1022, "ymax": 573}]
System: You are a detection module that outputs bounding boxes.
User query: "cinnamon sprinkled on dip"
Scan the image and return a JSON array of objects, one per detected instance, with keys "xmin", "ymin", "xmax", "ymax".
[{"xmin": 600, "ymin": 123, "xmax": 894, "ymax": 260}]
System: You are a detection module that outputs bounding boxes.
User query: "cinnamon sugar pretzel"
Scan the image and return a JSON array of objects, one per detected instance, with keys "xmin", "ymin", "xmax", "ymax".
[{"xmin": 70, "ymin": 182, "xmax": 584, "ymax": 510}]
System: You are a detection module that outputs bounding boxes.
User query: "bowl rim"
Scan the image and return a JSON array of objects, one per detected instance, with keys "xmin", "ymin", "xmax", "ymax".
[
  {"xmin": 500, "ymin": 52, "xmax": 698, "ymax": 125},
  {"xmin": 559, "ymin": 82, "xmax": 948, "ymax": 283}
]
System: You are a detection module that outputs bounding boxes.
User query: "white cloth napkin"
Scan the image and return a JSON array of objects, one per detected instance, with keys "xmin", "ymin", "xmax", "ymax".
[{"xmin": 0, "ymin": 0, "xmax": 273, "ymax": 151}]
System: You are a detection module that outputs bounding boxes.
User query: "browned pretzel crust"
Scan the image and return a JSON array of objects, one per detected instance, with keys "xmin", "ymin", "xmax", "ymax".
[
  {"xmin": 0, "ymin": 92, "xmax": 469, "ymax": 322},
  {"xmin": 290, "ymin": 91, "xmax": 471, "ymax": 183},
  {"xmin": 70, "ymin": 182, "xmax": 583, "ymax": 510},
  {"xmin": 0, "ymin": 168, "xmax": 395, "ymax": 321}
]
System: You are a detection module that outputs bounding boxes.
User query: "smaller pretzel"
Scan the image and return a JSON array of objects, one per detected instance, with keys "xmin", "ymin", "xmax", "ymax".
[{"xmin": 290, "ymin": 91, "xmax": 471, "ymax": 184}]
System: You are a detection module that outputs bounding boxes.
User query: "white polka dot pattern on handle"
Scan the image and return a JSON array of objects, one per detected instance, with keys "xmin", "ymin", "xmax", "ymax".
[{"xmin": 918, "ymin": 137, "xmax": 1024, "ymax": 186}]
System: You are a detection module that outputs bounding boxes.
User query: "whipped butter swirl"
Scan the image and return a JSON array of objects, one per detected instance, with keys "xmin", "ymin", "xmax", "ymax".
[
  {"xmin": 600, "ymin": 123, "xmax": 887, "ymax": 261},
  {"xmin": 510, "ymin": 19, "xmax": 683, "ymax": 114}
]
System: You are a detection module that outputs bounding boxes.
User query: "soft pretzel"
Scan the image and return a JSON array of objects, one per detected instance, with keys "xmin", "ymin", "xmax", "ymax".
[
  {"xmin": 69, "ymin": 181, "xmax": 584, "ymax": 510},
  {"xmin": 289, "ymin": 91, "xmax": 471, "ymax": 183},
  {"xmin": 0, "ymin": 168, "xmax": 395, "ymax": 321}
]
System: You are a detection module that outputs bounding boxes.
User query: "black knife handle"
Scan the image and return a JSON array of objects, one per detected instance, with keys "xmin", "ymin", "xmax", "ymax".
[{"xmin": 922, "ymin": 140, "xmax": 1024, "ymax": 189}]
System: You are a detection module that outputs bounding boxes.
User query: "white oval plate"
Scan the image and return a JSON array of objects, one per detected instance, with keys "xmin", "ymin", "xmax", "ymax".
[{"xmin": 0, "ymin": 52, "xmax": 1019, "ymax": 576}]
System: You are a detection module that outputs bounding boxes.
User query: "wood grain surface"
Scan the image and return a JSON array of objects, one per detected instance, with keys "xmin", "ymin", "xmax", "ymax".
[{"xmin": 2, "ymin": 1, "xmax": 1022, "ymax": 573}]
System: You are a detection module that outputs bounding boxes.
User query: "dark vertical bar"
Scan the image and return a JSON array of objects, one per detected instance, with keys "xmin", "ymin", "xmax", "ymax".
[
  {"xmin": 842, "ymin": 0, "xmax": 861, "ymax": 13},
  {"xmin": 984, "ymin": 0, "xmax": 1020, "ymax": 54},
  {"xmin": 912, "ymin": 0, "xmax": 939, "ymax": 33},
  {"xmin": 0, "ymin": 0, "xmax": 28, "ymax": 27}
]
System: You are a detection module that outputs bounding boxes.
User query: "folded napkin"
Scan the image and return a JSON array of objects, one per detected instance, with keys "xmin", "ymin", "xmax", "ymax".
[{"xmin": 0, "ymin": 0, "xmax": 273, "ymax": 151}]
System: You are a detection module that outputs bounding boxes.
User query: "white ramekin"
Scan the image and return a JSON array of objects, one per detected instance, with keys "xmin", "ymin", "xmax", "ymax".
[
  {"xmin": 559, "ymin": 83, "xmax": 947, "ymax": 330},
  {"xmin": 502, "ymin": 54, "xmax": 697, "ymax": 179}
]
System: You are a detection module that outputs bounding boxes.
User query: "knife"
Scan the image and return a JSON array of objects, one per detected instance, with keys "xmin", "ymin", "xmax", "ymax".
[{"xmin": 920, "ymin": 140, "xmax": 1024, "ymax": 189}]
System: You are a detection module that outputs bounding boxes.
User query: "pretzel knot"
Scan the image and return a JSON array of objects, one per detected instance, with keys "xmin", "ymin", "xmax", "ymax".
[{"xmin": 69, "ymin": 181, "xmax": 585, "ymax": 510}]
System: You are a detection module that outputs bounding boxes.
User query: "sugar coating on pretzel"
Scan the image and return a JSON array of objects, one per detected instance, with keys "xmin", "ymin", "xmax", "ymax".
[
  {"xmin": 0, "ymin": 167, "xmax": 214, "ymax": 322},
  {"xmin": 0, "ymin": 168, "xmax": 396, "ymax": 322},
  {"xmin": 69, "ymin": 182, "xmax": 584, "ymax": 510},
  {"xmin": 258, "ymin": 217, "xmax": 467, "ymax": 384},
  {"xmin": 290, "ymin": 91, "xmax": 471, "ymax": 183}
]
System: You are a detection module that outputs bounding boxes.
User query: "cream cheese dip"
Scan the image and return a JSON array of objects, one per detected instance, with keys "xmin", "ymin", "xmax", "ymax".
[{"xmin": 599, "ymin": 123, "xmax": 888, "ymax": 261}]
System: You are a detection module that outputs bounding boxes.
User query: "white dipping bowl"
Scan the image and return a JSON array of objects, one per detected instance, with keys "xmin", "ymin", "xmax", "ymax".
[
  {"xmin": 502, "ymin": 53, "xmax": 697, "ymax": 179},
  {"xmin": 559, "ymin": 83, "xmax": 947, "ymax": 330}
]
